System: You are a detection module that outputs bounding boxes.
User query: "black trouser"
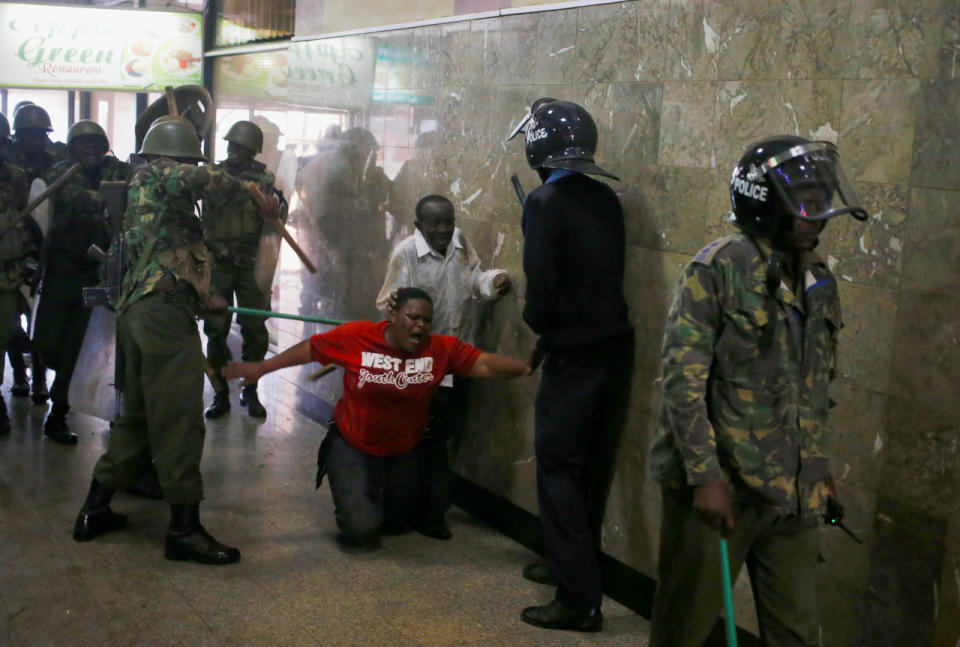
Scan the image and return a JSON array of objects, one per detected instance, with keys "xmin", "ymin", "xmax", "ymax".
[
  {"xmin": 534, "ymin": 332, "xmax": 633, "ymax": 611},
  {"xmin": 34, "ymin": 295, "xmax": 91, "ymax": 410},
  {"xmin": 318, "ymin": 424, "xmax": 421, "ymax": 540},
  {"xmin": 418, "ymin": 377, "xmax": 468, "ymax": 525}
]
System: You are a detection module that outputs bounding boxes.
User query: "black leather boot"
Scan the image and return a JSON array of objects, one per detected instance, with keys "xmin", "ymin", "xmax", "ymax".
[
  {"xmin": 204, "ymin": 390, "xmax": 230, "ymax": 419},
  {"xmin": 73, "ymin": 479, "xmax": 127, "ymax": 542},
  {"xmin": 0, "ymin": 398, "xmax": 10, "ymax": 434},
  {"xmin": 165, "ymin": 503, "xmax": 240, "ymax": 565},
  {"xmin": 521, "ymin": 600, "xmax": 603, "ymax": 632},
  {"xmin": 239, "ymin": 385, "xmax": 266, "ymax": 418},
  {"xmin": 31, "ymin": 359, "xmax": 49, "ymax": 405},
  {"xmin": 10, "ymin": 351, "xmax": 28, "ymax": 397},
  {"xmin": 44, "ymin": 403, "xmax": 78, "ymax": 445}
]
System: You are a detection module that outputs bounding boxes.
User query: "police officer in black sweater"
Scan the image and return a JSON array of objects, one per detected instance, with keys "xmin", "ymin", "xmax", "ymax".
[{"xmin": 507, "ymin": 99, "xmax": 633, "ymax": 632}]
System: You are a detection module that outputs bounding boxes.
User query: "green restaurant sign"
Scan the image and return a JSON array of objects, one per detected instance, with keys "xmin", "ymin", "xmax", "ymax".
[{"xmin": 0, "ymin": 3, "xmax": 202, "ymax": 91}]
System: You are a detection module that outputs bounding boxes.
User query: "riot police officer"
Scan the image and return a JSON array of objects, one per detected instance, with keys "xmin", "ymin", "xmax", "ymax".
[
  {"xmin": 35, "ymin": 120, "xmax": 132, "ymax": 444},
  {"xmin": 73, "ymin": 118, "xmax": 251, "ymax": 565},
  {"xmin": 5, "ymin": 103, "xmax": 67, "ymax": 404},
  {"xmin": 0, "ymin": 114, "xmax": 32, "ymax": 433},
  {"xmin": 649, "ymin": 136, "xmax": 868, "ymax": 647},
  {"xmin": 202, "ymin": 120, "xmax": 283, "ymax": 420},
  {"xmin": 507, "ymin": 99, "xmax": 633, "ymax": 632}
]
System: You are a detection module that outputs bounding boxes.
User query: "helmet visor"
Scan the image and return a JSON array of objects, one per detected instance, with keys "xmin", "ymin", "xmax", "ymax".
[{"xmin": 763, "ymin": 142, "xmax": 869, "ymax": 222}]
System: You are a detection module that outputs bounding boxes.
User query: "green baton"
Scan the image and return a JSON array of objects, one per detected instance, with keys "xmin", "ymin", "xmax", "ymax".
[
  {"xmin": 227, "ymin": 306, "xmax": 345, "ymax": 327},
  {"xmin": 719, "ymin": 537, "xmax": 738, "ymax": 647}
]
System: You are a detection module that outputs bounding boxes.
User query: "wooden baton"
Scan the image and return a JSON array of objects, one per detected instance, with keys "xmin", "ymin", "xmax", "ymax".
[{"xmin": 245, "ymin": 182, "xmax": 317, "ymax": 274}]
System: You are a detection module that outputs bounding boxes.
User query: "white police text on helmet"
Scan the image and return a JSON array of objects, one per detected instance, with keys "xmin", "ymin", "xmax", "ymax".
[
  {"xmin": 733, "ymin": 176, "xmax": 768, "ymax": 202},
  {"xmin": 526, "ymin": 126, "xmax": 548, "ymax": 143}
]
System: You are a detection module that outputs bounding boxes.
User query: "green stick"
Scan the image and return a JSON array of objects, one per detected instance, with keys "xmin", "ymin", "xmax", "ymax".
[
  {"xmin": 227, "ymin": 306, "xmax": 345, "ymax": 327},
  {"xmin": 719, "ymin": 537, "xmax": 738, "ymax": 647}
]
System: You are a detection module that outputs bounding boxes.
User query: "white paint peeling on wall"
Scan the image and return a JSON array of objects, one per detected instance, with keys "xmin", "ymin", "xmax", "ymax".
[
  {"xmin": 859, "ymin": 235, "xmax": 871, "ymax": 254},
  {"xmin": 463, "ymin": 188, "xmax": 482, "ymax": 205},
  {"xmin": 492, "ymin": 231, "xmax": 505, "ymax": 259},
  {"xmin": 548, "ymin": 45, "xmax": 574, "ymax": 57},
  {"xmin": 827, "ymin": 254, "xmax": 840, "ymax": 271},
  {"xmin": 680, "ymin": 56, "xmax": 691, "ymax": 76},
  {"xmin": 782, "ymin": 102, "xmax": 800, "ymax": 135},
  {"xmin": 873, "ymin": 433, "xmax": 884, "ymax": 456},
  {"xmin": 729, "ymin": 90, "xmax": 748, "ymax": 114},
  {"xmin": 809, "ymin": 122, "xmax": 839, "ymax": 143},
  {"xmin": 450, "ymin": 178, "xmax": 461, "ymax": 197},
  {"xmin": 620, "ymin": 123, "xmax": 638, "ymax": 160},
  {"xmin": 703, "ymin": 17, "xmax": 719, "ymax": 55}
]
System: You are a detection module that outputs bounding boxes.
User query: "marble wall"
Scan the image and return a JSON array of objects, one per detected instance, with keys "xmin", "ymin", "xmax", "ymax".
[{"xmin": 214, "ymin": 0, "xmax": 960, "ymax": 644}]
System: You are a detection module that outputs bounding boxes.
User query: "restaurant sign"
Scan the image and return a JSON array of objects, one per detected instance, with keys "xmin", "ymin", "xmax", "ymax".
[{"xmin": 0, "ymin": 3, "xmax": 203, "ymax": 90}]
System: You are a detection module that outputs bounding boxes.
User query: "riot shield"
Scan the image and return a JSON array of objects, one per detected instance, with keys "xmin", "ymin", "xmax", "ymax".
[
  {"xmin": 27, "ymin": 178, "xmax": 50, "ymax": 237},
  {"xmin": 253, "ymin": 191, "xmax": 288, "ymax": 293},
  {"xmin": 67, "ymin": 306, "xmax": 119, "ymax": 421}
]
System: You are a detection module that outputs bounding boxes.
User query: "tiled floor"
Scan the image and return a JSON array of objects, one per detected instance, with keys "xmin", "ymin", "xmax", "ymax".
[{"xmin": 0, "ymin": 364, "xmax": 651, "ymax": 646}]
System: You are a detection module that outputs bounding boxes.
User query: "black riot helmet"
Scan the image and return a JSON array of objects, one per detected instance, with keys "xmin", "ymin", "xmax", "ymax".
[
  {"xmin": 13, "ymin": 104, "xmax": 53, "ymax": 133},
  {"xmin": 0, "ymin": 113, "xmax": 10, "ymax": 141},
  {"xmin": 506, "ymin": 98, "xmax": 619, "ymax": 181},
  {"xmin": 730, "ymin": 135, "xmax": 869, "ymax": 236}
]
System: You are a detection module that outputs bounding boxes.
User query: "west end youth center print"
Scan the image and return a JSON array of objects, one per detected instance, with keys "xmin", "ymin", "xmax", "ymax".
[{"xmin": 358, "ymin": 352, "xmax": 435, "ymax": 390}]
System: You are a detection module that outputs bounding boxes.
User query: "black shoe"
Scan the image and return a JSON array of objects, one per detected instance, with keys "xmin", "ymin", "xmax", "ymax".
[
  {"xmin": 204, "ymin": 390, "xmax": 230, "ymax": 419},
  {"xmin": 125, "ymin": 467, "xmax": 163, "ymax": 500},
  {"xmin": 522, "ymin": 561, "xmax": 556, "ymax": 586},
  {"xmin": 520, "ymin": 600, "xmax": 603, "ymax": 632},
  {"xmin": 74, "ymin": 479, "xmax": 127, "ymax": 541},
  {"xmin": 10, "ymin": 370, "xmax": 28, "ymax": 397},
  {"xmin": 31, "ymin": 368, "xmax": 49, "ymax": 405},
  {"xmin": 44, "ymin": 409, "xmax": 78, "ymax": 445},
  {"xmin": 415, "ymin": 520, "xmax": 452, "ymax": 541},
  {"xmin": 165, "ymin": 503, "xmax": 240, "ymax": 565},
  {"xmin": 239, "ymin": 386, "xmax": 266, "ymax": 418}
]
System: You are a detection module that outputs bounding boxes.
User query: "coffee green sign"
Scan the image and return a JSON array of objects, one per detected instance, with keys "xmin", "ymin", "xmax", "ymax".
[{"xmin": 0, "ymin": 3, "xmax": 202, "ymax": 90}]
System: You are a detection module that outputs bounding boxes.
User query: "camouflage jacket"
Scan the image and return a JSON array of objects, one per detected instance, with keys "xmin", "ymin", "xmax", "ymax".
[
  {"xmin": 651, "ymin": 233, "xmax": 842, "ymax": 516},
  {"xmin": 42, "ymin": 157, "xmax": 132, "ymax": 299},
  {"xmin": 0, "ymin": 161, "xmax": 33, "ymax": 290},
  {"xmin": 118, "ymin": 159, "xmax": 246, "ymax": 312},
  {"xmin": 7, "ymin": 139, "xmax": 68, "ymax": 183},
  {"xmin": 201, "ymin": 159, "xmax": 275, "ymax": 268}
]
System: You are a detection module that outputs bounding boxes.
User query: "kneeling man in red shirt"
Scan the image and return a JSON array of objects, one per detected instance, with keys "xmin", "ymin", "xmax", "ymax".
[{"xmin": 223, "ymin": 287, "xmax": 531, "ymax": 549}]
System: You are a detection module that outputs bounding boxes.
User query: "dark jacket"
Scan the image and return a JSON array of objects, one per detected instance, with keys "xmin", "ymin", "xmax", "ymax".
[{"xmin": 521, "ymin": 172, "xmax": 631, "ymax": 349}]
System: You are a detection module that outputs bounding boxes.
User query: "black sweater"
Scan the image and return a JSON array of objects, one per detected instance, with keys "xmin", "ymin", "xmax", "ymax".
[{"xmin": 522, "ymin": 172, "xmax": 632, "ymax": 350}]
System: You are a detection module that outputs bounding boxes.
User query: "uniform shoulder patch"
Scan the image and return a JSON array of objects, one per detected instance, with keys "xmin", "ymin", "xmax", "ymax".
[{"xmin": 692, "ymin": 235, "xmax": 736, "ymax": 266}]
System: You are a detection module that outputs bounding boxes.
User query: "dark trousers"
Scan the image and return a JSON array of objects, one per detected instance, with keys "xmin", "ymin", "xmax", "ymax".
[
  {"xmin": 650, "ymin": 487, "xmax": 820, "ymax": 647},
  {"xmin": 34, "ymin": 295, "xmax": 92, "ymax": 409},
  {"xmin": 321, "ymin": 425, "xmax": 421, "ymax": 540},
  {"xmin": 93, "ymin": 293, "xmax": 206, "ymax": 504},
  {"xmin": 534, "ymin": 332, "xmax": 633, "ymax": 611},
  {"xmin": 203, "ymin": 263, "xmax": 269, "ymax": 380},
  {"xmin": 418, "ymin": 378, "xmax": 468, "ymax": 525}
]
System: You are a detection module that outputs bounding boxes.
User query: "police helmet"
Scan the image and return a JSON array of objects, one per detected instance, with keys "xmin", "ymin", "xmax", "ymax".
[
  {"xmin": 13, "ymin": 104, "xmax": 53, "ymax": 132},
  {"xmin": 0, "ymin": 113, "xmax": 9, "ymax": 140},
  {"xmin": 224, "ymin": 120, "xmax": 263, "ymax": 154},
  {"xmin": 139, "ymin": 117, "xmax": 207, "ymax": 161},
  {"xmin": 506, "ymin": 98, "xmax": 619, "ymax": 181},
  {"xmin": 730, "ymin": 135, "xmax": 869, "ymax": 236},
  {"xmin": 67, "ymin": 120, "xmax": 109, "ymax": 148}
]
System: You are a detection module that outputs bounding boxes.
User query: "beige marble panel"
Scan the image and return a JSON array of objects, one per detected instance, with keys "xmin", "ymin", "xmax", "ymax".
[
  {"xmin": 574, "ymin": 81, "xmax": 662, "ymax": 170},
  {"xmin": 836, "ymin": 282, "xmax": 898, "ymax": 394},
  {"xmin": 901, "ymin": 187, "xmax": 960, "ymax": 298},
  {"xmin": 879, "ymin": 396, "xmax": 960, "ymax": 515},
  {"xmin": 911, "ymin": 80, "xmax": 960, "ymax": 191},
  {"xmin": 575, "ymin": 3, "xmax": 639, "ymax": 84},
  {"xmin": 938, "ymin": 1, "xmax": 960, "ymax": 78},
  {"xmin": 839, "ymin": 0, "xmax": 948, "ymax": 79},
  {"xmin": 830, "ymin": 379, "xmax": 888, "ymax": 493},
  {"xmin": 818, "ymin": 182, "xmax": 909, "ymax": 290},
  {"xmin": 718, "ymin": 0, "xmax": 851, "ymax": 80},
  {"xmin": 479, "ymin": 14, "xmax": 538, "ymax": 86},
  {"xmin": 661, "ymin": 0, "xmax": 721, "ymax": 81},
  {"xmin": 635, "ymin": 0, "xmax": 671, "ymax": 82},
  {"xmin": 714, "ymin": 80, "xmax": 844, "ymax": 173},
  {"xmin": 890, "ymin": 292, "xmax": 960, "ymax": 415},
  {"xmin": 534, "ymin": 9, "xmax": 578, "ymax": 84},
  {"xmin": 659, "ymin": 80, "xmax": 719, "ymax": 168},
  {"xmin": 321, "ymin": 0, "xmax": 455, "ymax": 34},
  {"xmin": 839, "ymin": 79, "xmax": 919, "ymax": 184}
]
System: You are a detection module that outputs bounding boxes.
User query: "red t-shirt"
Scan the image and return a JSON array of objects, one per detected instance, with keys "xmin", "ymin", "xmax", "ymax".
[{"xmin": 309, "ymin": 320, "xmax": 482, "ymax": 457}]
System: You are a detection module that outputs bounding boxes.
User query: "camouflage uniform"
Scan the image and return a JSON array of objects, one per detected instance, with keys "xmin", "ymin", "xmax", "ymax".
[
  {"xmin": 649, "ymin": 232, "xmax": 840, "ymax": 647},
  {"xmin": 35, "ymin": 156, "xmax": 132, "ymax": 414},
  {"xmin": 6, "ymin": 139, "xmax": 68, "ymax": 183},
  {"xmin": 201, "ymin": 159, "xmax": 276, "ymax": 377},
  {"xmin": 0, "ymin": 160, "xmax": 32, "ymax": 427},
  {"xmin": 90, "ymin": 159, "xmax": 245, "ymax": 504}
]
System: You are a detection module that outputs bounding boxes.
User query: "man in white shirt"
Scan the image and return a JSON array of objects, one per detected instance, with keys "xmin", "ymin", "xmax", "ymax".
[{"xmin": 376, "ymin": 194, "xmax": 510, "ymax": 539}]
